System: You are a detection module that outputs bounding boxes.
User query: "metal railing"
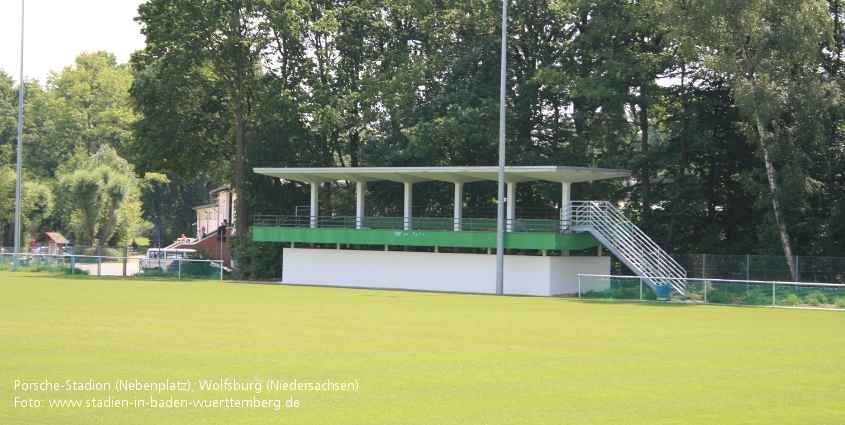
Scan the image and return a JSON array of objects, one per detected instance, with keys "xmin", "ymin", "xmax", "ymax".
[
  {"xmin": 295, "ymin": 205, "xmax": 564, "ymax": 220},
  {"xmin": 564, "ymin": 201, "xmax": 687, "ymax": 296},
  {"xmin": 578, "ymin": 274, "xmax": 845, "ymax": 309},
  {"xmin": 254, "ymin": 215, "xmax": 565, "ymax": 233}
]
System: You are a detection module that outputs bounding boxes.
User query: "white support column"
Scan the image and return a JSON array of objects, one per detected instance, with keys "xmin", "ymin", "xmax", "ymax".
[
  {"xmin": 506, "ymin": 182, "xmax": 516, "ymax": 232},
  {"xmin": 309, "ymin": 182, "xmax": 319, "ymax": 229},
  {"xmin": 453, "ymin": 182, "xmax": 464, "ymax": 231},
  {"xmin": 356, "ymin": 181, "xmax": 366, "ymax": 229},
  {"xmin": 561, "ymin": 182, "xmax": 571, "ymax": 231},
  {"xmin": 404, "ymin": 182, "xmax": 413, "ymax": 230}
]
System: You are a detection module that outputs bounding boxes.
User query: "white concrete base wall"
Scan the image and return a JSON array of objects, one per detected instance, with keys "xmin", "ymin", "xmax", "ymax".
[{"xmin": 283, "ymin": 248, "xmax": 610, "ymax": 296}]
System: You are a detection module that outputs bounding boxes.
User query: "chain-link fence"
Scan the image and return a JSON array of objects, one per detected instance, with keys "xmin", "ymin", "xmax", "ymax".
[
  {"xmin": 673, "ymin": 254, "xmax": 845, "ymax": 283},
  {"xmin": 0, "ymin": 249, "xmax": 229, "ymax": 280},
  {"xmin": 578, "ymin": 274, "xmax": 845, "ymax": 309}
]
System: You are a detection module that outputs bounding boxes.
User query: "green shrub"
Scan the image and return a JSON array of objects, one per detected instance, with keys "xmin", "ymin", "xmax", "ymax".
[
  {"xmin": 834, "ymin": 298, "xmax": 845, "ymax": 309},
  {"xmin": 100, "ymin": 248, "xmax": 124, "ymax": 260},
  {"xmin": 578, "ymin": 280, "xmax": 654, "ymax": 300},
  {"xmin": 139, "ymin": 269, "xmax": 177, "ymax": 279},
  {"xmin": 706, "ymin": 289, "xmax": 736, "ymax": 304},
  {"xmin": 777, "ymin": 293, "xmax": 803, "ymax": 306},
  {"xmin": 803, "ymin": 291, "xmax": 828, "ymax": 307},
  {"xmin": 178, "ymin": 260, "xmax": 221, "ymax": 279},
  {"xmin": 579, "ymin": 290, "xmax": 604, "ymax": 299},
  {"xmin": 608, "ymin": 281, "xmax": 642, "ymax": 300},
  {"xmin": 0, "ymin": 262, "xmax": 88, "ymax": 275},
  {"xmin": 744, "ymin": 291, "xmax": 772, "ymax": 306},
  {"xmin": 231, "ymin": 229, "xmax": 283, "ymax": 279}
]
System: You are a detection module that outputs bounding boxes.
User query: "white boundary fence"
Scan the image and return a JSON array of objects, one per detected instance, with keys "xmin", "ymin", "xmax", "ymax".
[
  {"xmin": 0, "ymin": 252, "xmax": 226, "ymax": 281},
  {"xmin": 578, "ymin": 274, "xmax": 845, "ymax": 309}
]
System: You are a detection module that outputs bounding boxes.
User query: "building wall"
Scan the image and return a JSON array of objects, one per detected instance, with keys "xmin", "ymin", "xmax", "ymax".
[
  {"xmin": 550, "ymin": 256, "xmax": 610, "ymax": 295},
  {"xmin": 282, "ymin": 248, "xmax": 610, "ymax": 296},
  {"xmin": 195, "ymin": 206, "xmax": 217, "ymax": 239},
  {"xmin": 195, "ymin": 189, "xmax": 237, "ymax": 240},
  {"xmin": 191, "ymin": 228, "xmax": 233, "ymax": 268},
  {"xmin": 216, "ymin": 190, "xmax": 235, "ymax": 227}
]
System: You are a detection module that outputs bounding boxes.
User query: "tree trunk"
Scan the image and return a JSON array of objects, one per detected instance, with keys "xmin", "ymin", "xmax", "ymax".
[
  {"xmin": 751, "ymin": 80, "xmax": 798, "ymax": 280},
  {"xmin": 664, "ymin": 68, "xmax": 689, "ymax": 251},
  {"xmin": 80, "ymin": 206, "xmax": 95, "ymax": 246},
  {"xmin": 97, "ymin": 202, "xmax": 117, "ymax": 246},
  {"xmin": 639, "ymin": 100, "xmax": 650, "ymax": 217},
  {"xmin": 232, "ymin": 94, "xmax": 247, "ymax": 243},
  {"xmin": 234, "ymin": 63, "xmax": 248, "ymax": 244},
  {"xmin": 350, "ymin": 130, "xmax": 359, "ymax": 168}
]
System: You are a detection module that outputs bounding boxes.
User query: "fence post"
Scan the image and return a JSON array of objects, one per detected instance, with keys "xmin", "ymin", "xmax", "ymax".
[
  {"xmin": 795, "ymin": 256, "xmax": 800, "ymax": 282},
  {"xmin": 123, "ymin": 246, "xmax": 127, "ymax": 277},
  {"xmin": 702, "ymin": 254, "xmax": 706, "ymax": 279},
  {"xmin": 71, "ymin": 252, "xmax": 75, "ymax": 274},
  {"xmin": 578, "ymin": 275, "xmax": 581, "ymax": 298},
  {"xmin": 97, "ymin": 246, "xmax": 102, "ymax": 276},
  {"xmin": 639, "ymin": 278, "xmax": 643, "ymax": 301},
  {"xmin": 746, "ymin": 254, "xmax": 750, "ymax": 281},
  {"xmin": 704, "ymin": 280, "xmax": 709, "ymax": 304},
  {"xmin": 772, "ymin": 282, "xmax": 776, "ymax": 306}
]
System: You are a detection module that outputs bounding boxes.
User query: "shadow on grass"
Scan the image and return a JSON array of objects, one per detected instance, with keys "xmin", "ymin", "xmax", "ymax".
[
  {"xmin": 562, "ymin": 298, "xmax": 705, "ymax": 308},
  {"xmin": 1, "ymin": 271, "xmax": 140, "ymax": 282}
]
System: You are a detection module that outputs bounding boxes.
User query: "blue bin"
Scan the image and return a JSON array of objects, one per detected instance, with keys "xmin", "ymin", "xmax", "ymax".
[{"xmin": 655, "ymin": 285, "xmax": 670, "ymax": 301}]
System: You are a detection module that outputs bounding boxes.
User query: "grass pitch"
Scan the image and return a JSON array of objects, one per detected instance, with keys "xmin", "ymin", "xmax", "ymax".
[{"xmin": 1, "ymin": 272, "xmax": 843, "ymax": 424}]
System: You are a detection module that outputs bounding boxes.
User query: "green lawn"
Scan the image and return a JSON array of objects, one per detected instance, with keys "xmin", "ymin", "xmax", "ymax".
[{"xmin": 1, "ymin": 272, "xmax": 843, "ymax": 424}]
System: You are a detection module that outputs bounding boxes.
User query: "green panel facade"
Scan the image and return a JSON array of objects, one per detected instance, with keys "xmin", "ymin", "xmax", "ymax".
[{"xmin": 253, "ymin": 226, "xmax": 600, "ymax": 250}]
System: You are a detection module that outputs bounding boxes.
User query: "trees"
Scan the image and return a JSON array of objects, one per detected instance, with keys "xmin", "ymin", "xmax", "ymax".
[
  {"xmin": 0, "ymin": 165, "xmax": 54, "ymax": 248},
  {"xmin": 55, "ymin": 146, "xmax": 143, "ymax": 246},
  {"xmin": 696, "ymin": 0, "xmax": 834, "ymax": 279},
  {"xmin": 23, "ymin": 52, "xmax": 136, "ymax": 178},
  {"xmin": 0, "ymin": 70, "xmax": 18, "ymax": 165},
  {"xmin": 45, "ymin": 52, "xmax": 135, "ymax": 155},
  {"xmin": 123, "ymin": 0, "xmax": 845, "ymax": 274},
  {"xmin": 132, "ymin": 0, "xmax": 288, "ymax": 243}
]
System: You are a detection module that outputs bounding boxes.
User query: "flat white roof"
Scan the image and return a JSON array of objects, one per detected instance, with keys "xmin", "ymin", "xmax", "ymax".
[{"xmin": 253, "ymin": 166, "xmax": 631, "ymax": 184}]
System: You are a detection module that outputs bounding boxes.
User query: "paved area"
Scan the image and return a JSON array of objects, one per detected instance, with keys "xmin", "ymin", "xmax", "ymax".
[{"xmin": 73, "ymin": 261, "xmax": 140, "ymax": 276}]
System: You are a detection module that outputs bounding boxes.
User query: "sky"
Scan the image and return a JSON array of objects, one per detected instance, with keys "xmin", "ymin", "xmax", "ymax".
[{"xmin": 0, "ymin": 0, "xmax": 146, "ymax": 84}]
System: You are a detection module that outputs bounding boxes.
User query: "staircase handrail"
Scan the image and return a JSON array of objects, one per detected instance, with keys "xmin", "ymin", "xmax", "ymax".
[
  {"xmin": 578, "ymin": 202, "xmax": 687, "ymax": 282},
  {"xmin": 562, "ymin": 201, "xmax": 687, "ymax": 295}
]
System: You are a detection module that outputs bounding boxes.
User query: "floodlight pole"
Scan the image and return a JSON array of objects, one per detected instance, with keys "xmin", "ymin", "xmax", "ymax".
[
  {"xmin": 495, "ymin": 0, "xmax": 508, "ymax": 294},
  {"xmin": 13, "ymin": 0, "xmax": 25, "ymax": 271}
]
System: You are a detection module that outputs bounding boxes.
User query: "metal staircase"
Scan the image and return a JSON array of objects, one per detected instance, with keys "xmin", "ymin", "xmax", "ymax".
[{"xmin": 562, "ymin": 201, "xmax": 687, "ymax": 298}]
